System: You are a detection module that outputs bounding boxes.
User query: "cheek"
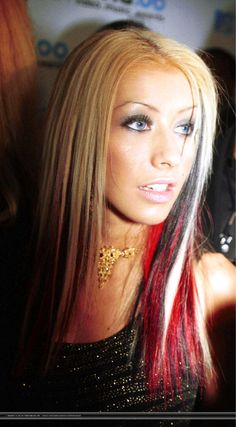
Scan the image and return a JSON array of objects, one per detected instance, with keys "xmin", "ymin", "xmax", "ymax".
[
  {"xmin": 106, "ymin": 148, "xmax": 126, "ymax": 192},
  {"xmin": 107, "ymin": 143, "xmax": 138, "ymax": 182}
]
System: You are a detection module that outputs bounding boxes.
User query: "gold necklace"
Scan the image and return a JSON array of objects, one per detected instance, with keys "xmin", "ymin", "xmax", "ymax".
[{"xmin": 97, "ymin": 246, "xmax": 137, "ymax": 289}]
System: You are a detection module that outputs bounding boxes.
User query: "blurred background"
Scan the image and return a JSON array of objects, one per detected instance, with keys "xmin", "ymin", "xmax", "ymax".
[{"xmin": 26, "ymin": 0, "xmax": 235, "ymax": 111}]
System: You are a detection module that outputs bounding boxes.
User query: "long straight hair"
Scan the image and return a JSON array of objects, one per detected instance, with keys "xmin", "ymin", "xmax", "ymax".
[{"xmin": 19, "ymin": 29, "xmax": 217, "ymax": 394}]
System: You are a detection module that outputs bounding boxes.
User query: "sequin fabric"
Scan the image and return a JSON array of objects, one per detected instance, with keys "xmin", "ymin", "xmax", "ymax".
[{"xmin": 16, "ymin": 322, "xmax": 198, "ymax": 420}]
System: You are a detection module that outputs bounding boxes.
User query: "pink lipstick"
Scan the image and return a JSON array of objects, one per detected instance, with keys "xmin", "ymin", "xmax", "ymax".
[{"xmin": 138, "ymin": 179, "xmax": 176, "ymax": 204}]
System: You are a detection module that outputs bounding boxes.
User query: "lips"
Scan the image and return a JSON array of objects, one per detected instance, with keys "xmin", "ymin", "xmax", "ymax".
[
  {"xmin": 139, "ymin": 178, "xmax": 176, "ymax": 191},
  {"xmin": 138, "ymin": 179, "xmax": 176, "ymax": 203}
]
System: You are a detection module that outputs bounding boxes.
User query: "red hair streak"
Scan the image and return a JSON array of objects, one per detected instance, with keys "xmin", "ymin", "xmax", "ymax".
[
  {"xmin": 142, "ymin": 220, "xmax": 204, "ymax": 396},
  {"xmin": 143, "ymin": 222, "xmax": 164, "ymax": 283}
]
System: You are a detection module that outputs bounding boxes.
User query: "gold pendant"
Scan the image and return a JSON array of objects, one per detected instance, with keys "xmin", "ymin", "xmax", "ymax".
[{"xmin": 97, "ymin": 246, "xmax": 137, "ymax": 289}]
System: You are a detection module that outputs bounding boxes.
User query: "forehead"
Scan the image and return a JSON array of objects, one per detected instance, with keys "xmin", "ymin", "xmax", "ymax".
[{"xmin": 114, "ymin": 63, "xmax": 197, "ymax": 111}]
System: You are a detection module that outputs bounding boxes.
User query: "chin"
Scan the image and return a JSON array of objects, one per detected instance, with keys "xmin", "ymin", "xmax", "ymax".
[
  {"xmin": 106, "ymin": 201, "xmax": 172, "ymax": 227},
  {"xmin": 123, "ymin": 209, "xmax": 171, "ymax": 227},
  {"xmin": 132, "ymin": 206, "xmax": 172, "ymax": 226},
  {"xmin": 138, "ymin": 216, "xmax": 168, "ymax": 226}
]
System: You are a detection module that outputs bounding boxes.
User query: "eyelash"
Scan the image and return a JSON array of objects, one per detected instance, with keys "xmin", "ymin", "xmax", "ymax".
[
  {"xmin": 175, "ymin": 122, "xmax": 195, "ymax": 136},
  {"xmin": 121, "ymin": 115, "xmax": 195, "ymax": 136},
  {"xmin": 121, "ymin": 114, "xmax": 152, "ymax": 132}
]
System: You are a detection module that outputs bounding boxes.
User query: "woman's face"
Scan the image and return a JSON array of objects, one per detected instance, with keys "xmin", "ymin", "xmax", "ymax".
[{"xmin": 106, "ymin": 64, "xmax": 198, "ymax": 227}]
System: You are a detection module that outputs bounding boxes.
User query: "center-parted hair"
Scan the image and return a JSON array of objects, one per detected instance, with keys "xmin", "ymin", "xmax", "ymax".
[{"xmin": 20, "ymin": 29, "xmax": 217, "ymax": 395}]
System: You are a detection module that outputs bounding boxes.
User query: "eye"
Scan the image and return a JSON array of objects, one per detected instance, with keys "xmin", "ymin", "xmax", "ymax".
[
  {"xmin": 121, "ymin": 114, "xmax": 152, "ymax": 132},
  {"xmin": 175, "ymin": 122, "xmax": 194, "ymax": 136}
]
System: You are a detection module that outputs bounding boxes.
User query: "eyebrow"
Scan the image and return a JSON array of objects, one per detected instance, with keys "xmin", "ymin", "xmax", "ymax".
[{"xmin": 115, "ymin": 101, "xmax": 198, "ymax": 114}]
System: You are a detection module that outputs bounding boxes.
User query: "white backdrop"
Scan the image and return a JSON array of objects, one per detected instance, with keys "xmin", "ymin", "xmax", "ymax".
[{"xmin": 27, "ymin": 0, "xmax": 235, "ymax": 109}]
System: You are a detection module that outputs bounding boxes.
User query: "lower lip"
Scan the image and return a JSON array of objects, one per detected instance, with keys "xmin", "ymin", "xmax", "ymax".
[{"xmin": 138, "ymin": 187, "xmax": 174, "ymax": 204}]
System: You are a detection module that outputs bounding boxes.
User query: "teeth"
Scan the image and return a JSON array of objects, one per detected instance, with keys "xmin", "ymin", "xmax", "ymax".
[{"xmin": 143, "ymin": 184, "xmax": 168, "ymax": 192}]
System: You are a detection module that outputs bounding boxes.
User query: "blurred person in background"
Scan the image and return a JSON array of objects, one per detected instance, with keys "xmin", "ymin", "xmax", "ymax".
[
  {"xmin": 0, "ymin": 0, "xmax": 38, "ymax": 406},
  {"xmin": 197, "ymin": 47, "xmax": 235, "ymax": 415},
  {"xmin": 200, "ymin": 48, "xmax": 235, "ymax": 265}
]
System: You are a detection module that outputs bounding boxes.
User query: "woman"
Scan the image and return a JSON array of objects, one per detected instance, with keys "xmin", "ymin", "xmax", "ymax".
[{"xmin": 13, "ymin": 28, "xmax": 235, "ymax": 417}]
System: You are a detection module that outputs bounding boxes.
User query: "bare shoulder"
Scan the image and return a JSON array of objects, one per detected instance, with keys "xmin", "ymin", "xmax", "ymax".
[{"xmin": 194, "ymin": 252, "xmax": 236, "ymax": 317}]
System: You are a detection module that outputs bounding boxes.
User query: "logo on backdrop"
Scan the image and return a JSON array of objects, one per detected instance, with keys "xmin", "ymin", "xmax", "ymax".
[
  {"xmin": 75, "ymin": 0, "xmax": 166, "ymax": 20},
  {"xmin": 37, "ymin": 0, "xmax": 167, "ymax": 66},
  {"xmin": 37, "ymin": 40, "xmax": 69, "ymax": 64},
  {"xmin": 102, "ymin": 0, "xmax": 166, "ymax": 11}
]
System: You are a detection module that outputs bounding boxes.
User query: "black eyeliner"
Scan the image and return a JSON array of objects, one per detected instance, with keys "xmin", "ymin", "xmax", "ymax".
[{"xmin": 121, "ymin": 114, "xmax": 152, "ymax": 127}]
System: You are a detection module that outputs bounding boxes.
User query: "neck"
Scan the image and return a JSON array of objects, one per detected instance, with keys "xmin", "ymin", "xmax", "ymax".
[{"xmin": 102, "ymin": 208, "xmax": 148, "ymax": 249}]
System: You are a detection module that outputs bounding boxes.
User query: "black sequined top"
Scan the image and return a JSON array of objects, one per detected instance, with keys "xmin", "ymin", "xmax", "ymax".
[{"xmin": 12, "ymin": 322, "xmax": 198, "ymax": 416}]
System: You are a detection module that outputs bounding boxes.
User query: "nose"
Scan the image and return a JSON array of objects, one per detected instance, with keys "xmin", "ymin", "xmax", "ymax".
[{"xmin": 150, "ymin": 128, "xmax": 182, "ymax": 169}]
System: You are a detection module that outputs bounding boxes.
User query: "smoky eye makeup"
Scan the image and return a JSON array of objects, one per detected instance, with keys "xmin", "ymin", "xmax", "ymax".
[
  {"xmin": 175, "ymin": 121, "xmax": 195, "ymax": 136},
  {"xmin": 120, "ymin": 114, "xmax": 153, "ymax": 132}
]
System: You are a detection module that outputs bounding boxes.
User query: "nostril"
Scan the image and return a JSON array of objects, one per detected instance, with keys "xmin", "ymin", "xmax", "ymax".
[
  {"xmin": 158, "ymin": 160, "xmax": 178, "ymax": 168},
  {"xmin": 160, "ymin": 161, "xmax": 172, "ymax": 166}
]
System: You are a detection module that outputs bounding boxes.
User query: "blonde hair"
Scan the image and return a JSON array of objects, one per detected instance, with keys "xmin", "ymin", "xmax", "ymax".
[{"xmin": 25, "ymin": 29, "xmax": 217, "ymax": 384}]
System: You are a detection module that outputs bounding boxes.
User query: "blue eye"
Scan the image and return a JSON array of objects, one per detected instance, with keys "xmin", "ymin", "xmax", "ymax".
[
  {"xmin": 129, "ymin": 120, "xmax": 148, "ymax": 131},
  {"xmin": 121, "ymin": 114, "xmax": 152, "ymax": 132},
  {"xmin": 175, "ymin": 122, "xmax": 194, "ymax": 136}
]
